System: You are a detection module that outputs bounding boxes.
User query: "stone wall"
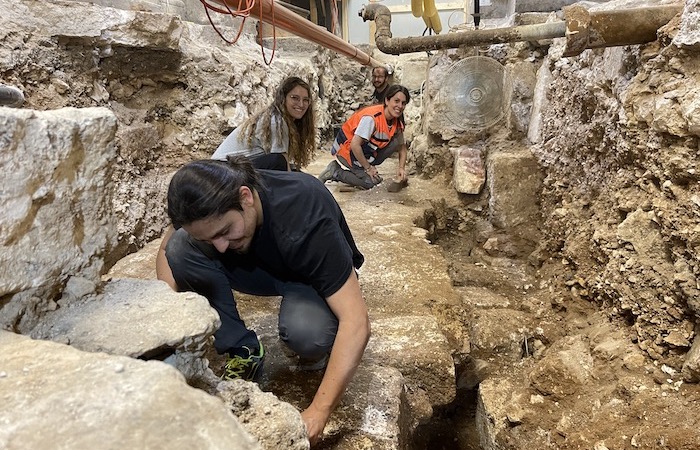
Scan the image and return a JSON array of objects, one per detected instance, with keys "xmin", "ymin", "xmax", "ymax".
[
  {"xmin": 530, "ymin": 0, "xmax": 700, "ymax": 369},
  {"xmin": 69, "ymin": 0, "xmax": 221, "ymax": 25},
  {"xmin": 0, "ymin": 0, "xmax": 367, "ymax": 270}
]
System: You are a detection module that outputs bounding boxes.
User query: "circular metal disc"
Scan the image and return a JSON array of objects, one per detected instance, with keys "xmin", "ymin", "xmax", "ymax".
[{"xmin": 440, "ymin": 56, "xmax": 509, "ymax": 131}]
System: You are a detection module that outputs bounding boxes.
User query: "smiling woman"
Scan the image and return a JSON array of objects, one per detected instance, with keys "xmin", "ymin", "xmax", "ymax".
[
  {"xmin": 318, "ymin": 84, "xmax": 411, "ymax": 190},
  {"xmin": 211, "ymin": 76, "xmax": 317, "ymax": 171}
]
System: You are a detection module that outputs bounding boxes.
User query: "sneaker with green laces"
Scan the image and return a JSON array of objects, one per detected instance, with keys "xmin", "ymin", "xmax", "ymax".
[{"xmin": 222, "ymin": 342, "xmax": 265, "ymax": 382}]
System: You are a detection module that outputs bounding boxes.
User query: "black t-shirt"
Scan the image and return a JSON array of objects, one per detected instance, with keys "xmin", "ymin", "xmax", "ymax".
[
  {"xmin": 242, "ymin": 170, "xmax": 364, "ymax": 298},
  {"xmin": 372, "ymin": 87, "xmax": 388, "ymax": 104}
]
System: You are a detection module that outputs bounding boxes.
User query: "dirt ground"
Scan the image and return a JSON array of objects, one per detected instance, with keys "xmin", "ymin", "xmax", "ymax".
[
  {"xmin": 200, "ymin": 150, "xmax": 700, "ymax": 449},
  {"xmin": 417, "ymin": 190, "xmax": 700, "ymax": 448}
]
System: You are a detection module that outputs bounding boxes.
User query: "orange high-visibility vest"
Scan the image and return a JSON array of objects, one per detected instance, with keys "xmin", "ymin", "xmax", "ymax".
[{"xmin": 331, "ymin": 104, "xmax": 404, "ymax": 166}]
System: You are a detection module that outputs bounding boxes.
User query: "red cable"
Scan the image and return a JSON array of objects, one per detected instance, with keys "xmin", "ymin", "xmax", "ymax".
[
  {"xmin": 200, "ymin": 0, "xmax": 276, "ymax": 64},
  {"xmin": 258, "ymin": 0, "xmax": 277, "ymax": 65}
]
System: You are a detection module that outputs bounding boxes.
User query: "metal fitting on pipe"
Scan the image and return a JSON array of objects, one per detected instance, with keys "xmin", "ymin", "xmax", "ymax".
[
  {"xmin": 563, "ymin": 4, "xmax": 683, "ymax": 56},
  {"xmin": 0, "ymin": 84, "xmax": 25, "ymax": 107},
  {"xmin": 360, "ymin": 3, "xmax": 567, "ymax": 55}
]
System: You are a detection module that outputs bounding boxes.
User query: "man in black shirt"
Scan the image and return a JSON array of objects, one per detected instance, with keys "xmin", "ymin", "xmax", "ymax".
[
  {"xmin": 157, "ymin": 157, "xmax": 370, "ymax": 446},
  {"xmin": 370, "ymin": 66, "xmax": 391, "ymax": 104}
]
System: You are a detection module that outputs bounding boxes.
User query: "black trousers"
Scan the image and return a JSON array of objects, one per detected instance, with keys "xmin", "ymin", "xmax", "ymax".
[
  {"xmin": 334, "ymin": 138, "xmax": 400, "ymax": 189},
  {"xmin": 166, "ymin": 229, "xmax": 338, "ymax": 358}
]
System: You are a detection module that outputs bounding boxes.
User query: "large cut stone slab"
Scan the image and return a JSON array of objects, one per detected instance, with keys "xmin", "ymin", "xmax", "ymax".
[
  {"xmin": 365, "ymin": 315, "xmax": 456, "ymax": 407},
  {"xmin": 4, "ymin": 0, "xmax": 183, "ymax": 50},
  {"xmin": 0, "ymin": 331, "xmax": 260, "ymax": 450},
  {"xmin": 323, "ymin": 365, "xmax": 406, "ymax": 449},
  {"xmin": 487, "ymin": 149, "xmax": 542, "ymax": 243},
  {"xmin": 0, "ymin": 107, "xmax": 118, "ymax": 333},
  {"xmin": 30, "ymin": 278, "xmax": 220, "ymax": 381}
]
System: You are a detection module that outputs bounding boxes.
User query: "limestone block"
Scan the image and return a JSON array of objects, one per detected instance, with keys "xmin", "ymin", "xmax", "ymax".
[
  {"xmin": 509, "ymin": 61, "xmax": 538, "ymax": 133},
  {"xmin": 324, "ymin": 365, "xmax": 406, "ymax": 449},
  {"xmin": 477, "ymin": 378, "xmax": 520, "ymax": 450},
  {"xmin": 29, "ymin": 278, "xmax": 220, "ymax": 381},
  {"xmin": 0, "ymin": 107, "xmax": 118, "ymax": 332},
  {"xmin": 29, "ymin": 278, "xmax": 218, "ymax": 353},
  {"xmin": 423, "ymin": 55, "xmax": 464, "ymax": 141},
  {"xmin": 451, "ymin": 145, "xmax": 485, "ymax": 194},
  {"xmin": 0, "ymin": 331, "xmax": 260, "ymax": 450},
  {"xmin": 217, "ymin": 379, "xmax": 310, "ymax": 450},
  {"xmin": 528, "ymin": 59, "xmax": 552, "ymax": 144},
  {"xmin": 6, "ymin": 0, "xmax": 183, "ymax": 50},
  {"xmin": 395, "ymin": 56, "xmax": 428, "ymax": 92},
  {"xmin": 106, "ymin": 238, "xmax": 161, "ymax": 280},
  {"xmin": 616, "ymin": 209, "xmax": 670, "ymax": 267},
  {"xmin": 487, "ymin": 149, "xmax": 542, "ymax": 242},
  {"xmin": 682, "ymin": 332, "xmax": 700, "ymax": 382},
  {"xmin": 674, "ymin": 0, "xmax": 700, "ymax": 49},
  {"xmin": 528, "ymin": 336, "xmax": 594, "ymax": 399},
  {"xmin": 469, "ymin": 308, "xmax": 531, "ymax": 359},
  {"xmin": 457, "ymin": 286, "xmax": 511, "ymax": 309},
  {"xmin": 365, "ymin": 315, "xmax": 456, "ymax": 407}
]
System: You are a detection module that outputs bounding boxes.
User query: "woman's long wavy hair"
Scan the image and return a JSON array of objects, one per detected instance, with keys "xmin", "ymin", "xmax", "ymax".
[{"xmin": 237, "ymin": 76, "xmax": 316, "ymax": 168}]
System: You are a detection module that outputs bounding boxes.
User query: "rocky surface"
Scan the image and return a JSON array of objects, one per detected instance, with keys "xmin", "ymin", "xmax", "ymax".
[
  {"xmin": 0, "ymin": 331, "xmax": 262, "ymax": 450},
  {"xmin": 3, "ymin": 0, "xmax": 700, "ymax": 449}
]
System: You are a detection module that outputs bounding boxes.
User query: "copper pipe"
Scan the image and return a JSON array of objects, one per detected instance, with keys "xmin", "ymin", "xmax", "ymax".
[{"xmin": 209, "ymin": 0, "xmax": 381, "ymax": 67}]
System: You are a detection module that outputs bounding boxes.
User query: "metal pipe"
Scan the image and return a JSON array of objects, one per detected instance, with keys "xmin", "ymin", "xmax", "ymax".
[
  {"xmin": 563, "ymin": 4, "xmax": 683, "ymax": 56},
  {"xmin": 0, "ymin": 84, "xmax": 24, "ymax": 107},
  {"xmin": 360, "ymin": 3, "xmax": 683, "ymax": 57},
  {"xmin": 360, "ymin": 3, "xmax": 567, "ymax": 55},
  {"xmin": 209, "ymin": 0, "xmax": 381, "ymax": 67}
]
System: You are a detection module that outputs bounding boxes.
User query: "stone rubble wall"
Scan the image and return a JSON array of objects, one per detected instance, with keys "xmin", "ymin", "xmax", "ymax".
[
  {"xmin": 530, "ymin": 0, "xmax": 700, "ymax": 373},
  {"xmin": 0, "ymin": 0, "xmax": 368, "ymax": 271}
]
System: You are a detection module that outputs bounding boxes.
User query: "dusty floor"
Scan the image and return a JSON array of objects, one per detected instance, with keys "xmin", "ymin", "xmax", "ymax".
[
  {"xmin": 192, "ymin": 151, "xmax": 699, "ymax": 450},
  {"xmin": 308, "ymin": 150, "xmax": 700, "ymax": 449}
]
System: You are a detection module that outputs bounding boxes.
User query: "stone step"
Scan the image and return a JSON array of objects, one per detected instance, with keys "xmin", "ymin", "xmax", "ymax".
[{"xmin": 30, "ymin": 278, "xmax": 220, "ymax": 384}]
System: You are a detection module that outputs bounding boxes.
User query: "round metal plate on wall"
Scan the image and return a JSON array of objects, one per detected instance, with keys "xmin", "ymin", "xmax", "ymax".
[{"xmin": 439, "ymin": 56, "xmax": 510, "ymax": 131}]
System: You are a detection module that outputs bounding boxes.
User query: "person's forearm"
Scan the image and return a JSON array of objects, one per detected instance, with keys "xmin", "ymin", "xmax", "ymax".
[
  {"xmin": 399, "ymin": 145, "xmax": 407, "ymax": 172},
  {"xmin": 156, "ymin": 225, "xmax": 178, "ymax": 291},
  {"xmin": 350, "ymin": 143, "xmax": 371, "ymax": 169},
  {"xmin": 308, "ymin": 317, "xmax": 369, "ymax": 416},
  {"xmin": 302, "ymin": 272, "xmax": 369, "ymax": 445}
]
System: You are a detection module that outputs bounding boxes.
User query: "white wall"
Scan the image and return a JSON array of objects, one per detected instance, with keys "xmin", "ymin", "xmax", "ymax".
[
  {"xmin": 343, "ymin": 0, "xmax": 519, "ymax": 45},
  {"xmin": 346, "ymin": 0, "xmax": 471, "ymax": 45}
]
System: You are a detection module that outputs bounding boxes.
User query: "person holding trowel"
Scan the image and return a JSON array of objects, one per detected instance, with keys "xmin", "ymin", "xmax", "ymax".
[{"xmin": 318, "ymin": 84, "xmax": 410, "ymax": 191}]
